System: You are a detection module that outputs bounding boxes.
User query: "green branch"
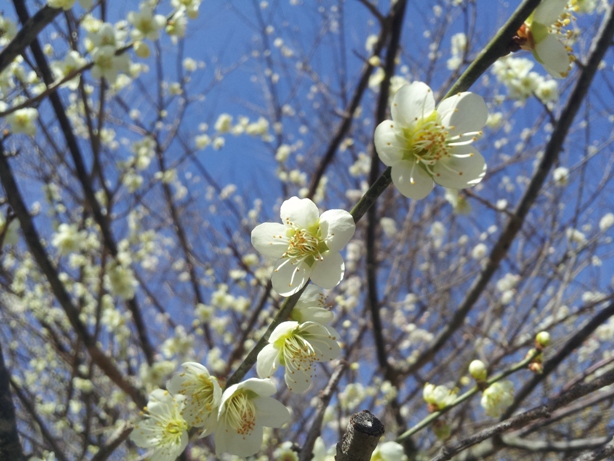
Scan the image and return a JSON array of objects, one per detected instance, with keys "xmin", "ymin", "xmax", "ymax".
[{"xmin": 396, "ymin": 350, "xmax": 542, "ymax": 442}]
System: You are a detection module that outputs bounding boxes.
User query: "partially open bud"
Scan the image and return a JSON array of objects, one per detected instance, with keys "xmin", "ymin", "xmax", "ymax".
[
  {"xmin": 423, "ymin": 383, "xmax": 456, "ymax": 412},
  {"xmin": 469, "ymin": 360, "xmax": 488, "ymax": 382},
  {"xmin": 535, "ymin": 331, "xmax": 551, "ymax": 350}
]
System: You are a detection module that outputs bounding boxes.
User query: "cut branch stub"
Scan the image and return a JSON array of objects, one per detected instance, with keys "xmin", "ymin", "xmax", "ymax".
[{"xmin": 336, "ymin": 410, "xmax": 385, "ymax": 461}]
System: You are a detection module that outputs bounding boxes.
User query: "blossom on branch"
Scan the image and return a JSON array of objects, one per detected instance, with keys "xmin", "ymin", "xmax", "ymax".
[
  {"xmin": 516, "ymin": 0, "xmax": 573, "ymax": 78},
  {"xmin": 130, "ymin": 389, "xmax": 189, "ymax": 461},
  {"xmin": 257, "ymin": 320, "xmax": 341, "ymax": 393},
  {"xmin": 251, "ymin": 197, "xmax": 356, "ymax": 296},
  {"xmin": 374, "ymin": 82, "xmax": 487, "ymax": 200},
  {"xmin": 481, "ymin": 380, "xmax": 514, "ymax": 417},
  {"xmin": 213, "ymin": 378, "xmax": 290, "ymax": 457},
  {"xmin": 167, "ymin": 362, "xmax": 222, "ymax": 430}
]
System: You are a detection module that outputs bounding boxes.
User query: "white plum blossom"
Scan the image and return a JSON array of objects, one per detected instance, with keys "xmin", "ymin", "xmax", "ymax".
[
  {"xmin": 91, "ymin": 46, "xmax": 130, "ymax": 83},
  {"xmin": 423, "ymin": 383, "xmax": 457, "ymax": 411},
  {"xmin": 517, "ymin": 0, "xmax": 573, "ymax": 78},
  {"xmin": 251, "ymin": 197, "xmax": 356, "ymax": 296},
  {"xmin": 130, "ymin": 389, "xmax": 189, "ymax": 461},
  {"xmin": 167, "ymin": 362, "xmax": 222, "ymax": 429},
  {"xmin": 257, "ymin": 320, "xmax": 341, "ymax": 393},
  {"xmin": 128, "ymin": 5, "xmax": 166, "ymax": 41},
  {"xmin": 52, "ymin": 223, "xmax": 86, "ymax": 255},
  {"xmin": 481, "ymin": 380, "xmax": 514, "ymax": 417},
  {"xmin": 374, "ymin": 82, "xmax": 487, "ymax": 200},
  {"xmin": 553, "ymin": 166, "xmax": 569, "ymax": 186},
  {"xmin": 51, "ymin": 51, "xmax": 87, "ymax": 90},
  {"xmin": 4, "ymin": 107, "xmax": 38, "ymax": 136},
  {"xmin": 213, "ymin": 378, "xmax": 290, "ymax": 457}
]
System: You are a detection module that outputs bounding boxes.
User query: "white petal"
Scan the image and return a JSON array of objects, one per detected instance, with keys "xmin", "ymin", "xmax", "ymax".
[
  {"xmin": 214, "ymin": 423, "xmax": 263, "ymax": 457},
  {"xmin": 280, "ymin": 196, "xmax": 319, "ymax": 229},
  {"xmin": 285, "ymin": 367, "xmax": 312, "ymax": 393},
  {"xmin": 237, "ymin": 377, "xmax": 277, "ymax": 397},
  {"xmin": 295, "ymin": 285, "xmax": 324, "ymax": 307},
  {"xmin": 534, "ymin": 35, "xmax": 569, "ymax": 78},
  {"xmin": 269, "ymin": 321, "xmax": 299, "ymax": 343},
  {"xmin": 253, "ymin": 396, "xmax": 291, "ymax": 427},
  {"xmin": 310, "ymin": 252, "xmax": 344, "ymax": 289},
  {"xmin": 251, "ymin": 222, "xmax": 288, "ymax": 258},
  {"xmin": 432, "ymin": 146, "xmax": 486, "ymax": 189},
  {"xmin": 319, "ymin": 209, "xmax": 356, "ymax": 252},
  {"xmin": 391, "ymin": 82, "xmax": 435, "ymax": 126},
  {"xmin": 293, "ymin": 306, "xmax": 334, "ymax": 324},
  {"xmin": 533, "ymin": 0, "xmax": 567, "ymax": 25},
  {"xmin": 374, "ymin": 121, "xmax": 405, "ymax": 166},
  {"xmin": 309, "ymin": 337, "xmax": 341, "ymax": 362},
  {"xmin": 391, "ymin": 161, "xmax": 434, "ymax": 199},
  {"xmin": 437, "ymin": 92, "xmax": 488, "ymax": 136},
  {"xmin": 272, "ymin": 259, "xmax": 311, "ymax": 296},
  {"xmin": 256, "ymin": 344, "xmax": 280, "ymax": 378}
]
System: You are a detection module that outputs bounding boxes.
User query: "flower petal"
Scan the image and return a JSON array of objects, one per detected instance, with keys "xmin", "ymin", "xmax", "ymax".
[
  {"xmin": 391, "ymin": 82, "xmax": 435, "ymax": 126},
  {"xmin": 272, "ymin": 259, "xmax": 311, "ymax": 296},
  {"xmin": 391, "ymin": 161, "xmax": 434, "ymax": 199},
  {"xmin": 534, "ymin": 34, "xmax": 569, "ymax": 78},
  {"xmin": 437, "ymin": 92, "xmax": 488, "ymax": 136},
  {"xmin": 285, "ymin": 367, "xmax": 312, "ymax": 393},
  {"xmin": 280, "ymin": 196, "xmax": 319, "ymax": 229},
  {"xmin": 374, "ymin": 121, "xmax": 405, "ymax": 166},
  {"xmin": 310, "ymin": 252, "xmax": 344, "ymax": 289},
  {"xmin": 251, "ymin": 222, "xmax": 289, "ymax": 258},
  {"xmin": 533, "ymin": 0, "xmax": 567, "ymax": 25},
  {"xmin": 214, "ymin": 423, "xmax": 263, "ymax": 457},
  {"xmin": 432, "ymin": 146, "xmax": 486, "ymax": 189},
  {"xmin": 237, "ymin": 377, "xmax": 278, "ymax": 397},
  {"xmin": 253, "ymin": 396, "xmax": 291, "ymax": 427},
  {"xmin": 256, "ymin": 344, "xmax": 280, "ymax": 378},
  {"xmin": 319, "ymin": 209, "xmax": 356, "ymax": 252}
]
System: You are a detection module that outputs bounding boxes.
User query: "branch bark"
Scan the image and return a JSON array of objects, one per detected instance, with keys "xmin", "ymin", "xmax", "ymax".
[
  {"xmin": 0, "ymin": 341, "xmax": 25, "ymax": 461},
  {"xmin": 336, "ymin": 410, "xmax": 385, "ymax": 461}
]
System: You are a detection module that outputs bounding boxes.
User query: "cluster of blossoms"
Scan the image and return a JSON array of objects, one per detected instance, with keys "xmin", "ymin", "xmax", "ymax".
[
  {"xmin": 123, "ymin": 1, "xmax": 576, "ymax": 458},
  {"xmin": 131, "ymin": 363, "xmax": 290, "ymax": 459}
]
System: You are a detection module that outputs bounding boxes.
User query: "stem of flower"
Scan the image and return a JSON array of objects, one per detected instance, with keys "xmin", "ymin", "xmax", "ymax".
[{"xmin": 396, "ymin": 349, "xmax": 542, "ymax": 442}]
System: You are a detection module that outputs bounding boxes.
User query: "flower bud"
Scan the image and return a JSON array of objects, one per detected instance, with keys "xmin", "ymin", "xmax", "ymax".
[
  {"xmin": 535, "ymin": 331, "xmax": 551, "ymax": 350},
  {"xmin": 469, "ymin": 360, "xmax": 488, "ymax": 382}
]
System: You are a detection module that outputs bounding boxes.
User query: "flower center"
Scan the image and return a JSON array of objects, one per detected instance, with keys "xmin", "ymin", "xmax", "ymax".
[
  {"xmin": 160, "ymin": 418, "xmax": 187, "ymax": 446},
  {"xmin": 281, "ymin": 334, "xmax": 316, "ymax": 370},
  {"xmin": 401, "ymin": 111, "xmax": 450, "ymax": 165},
  {"xmin": 283, "ymin": 226, "xmax": 328, "ymax": 268},
  {"xmin": 190, "ymin": 375, "xmax": 216, "ymax": 410},
  {"xmin": 225, "ymin": 391, "xmax": 256, "ymax": 436}
]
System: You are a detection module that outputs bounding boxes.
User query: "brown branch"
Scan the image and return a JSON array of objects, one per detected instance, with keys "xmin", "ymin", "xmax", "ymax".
[
  {"xmin": 366, "ymin": 0, "xmax": 408, "ymax": 385},
  {"xmin": 0, "ymin": 341, "xmax": 25, "ymax": 461},
  {"xmin": 0, "ymin": 5, "xmax": 60, "ymax": 75},
  {"xmin": 90, "ymin": 422, "xmax": 133, "ymax": 461},
  {"xmin": 430, "ymin": 368, "xmax": 614, "ymax": 461},
  {"xmin": 569, "ymin": 436, "xmax": 614, "ymax": 461},
  {"xmin": 336, "ymin": 410, "xmax": 385, "ymax": 461}
]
